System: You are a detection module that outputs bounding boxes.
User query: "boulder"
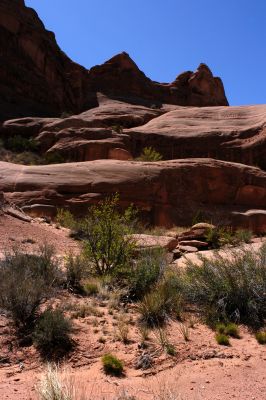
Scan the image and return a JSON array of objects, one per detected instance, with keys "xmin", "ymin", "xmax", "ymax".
[
  {"xmin": 178, "ymin": 240, "xmax": 208, "ymax": 249},
  {"xmin": 178, "ymin": 245, "xmax": 198, "ymax": 253}
]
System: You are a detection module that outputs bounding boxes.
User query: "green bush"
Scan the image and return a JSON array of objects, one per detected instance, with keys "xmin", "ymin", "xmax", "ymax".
[
  {"xmin": 82, "ymin": 195, "xmax": 136, "ymax": 275},
  {"xmin": 136, "ymin": 147, "xmax": 163, "ymax": 162},
  {"xmin": 0, "ymin": 246, "xmax": 60, "ymax": 329},
  {"xmin": 102, "ymin": 353, "xmax": 124, "ymax": 376},
  {"xmin": 33, "ymin": 309, "xmax": 72, "ymax": 356},
  {"xmin": 181, "ymin": 244, "xmax": 266, "ymax": 327},
  {"xmin": 127, "ymin": 248, "xmax": 165, "ymax": 300},
  {"xmin": 255, "ymin": 331, "xmax": 266, "ymax": 345},
  {"xmin": 215, "ymin": 333, "xmax": 230, "ymax": 346}
]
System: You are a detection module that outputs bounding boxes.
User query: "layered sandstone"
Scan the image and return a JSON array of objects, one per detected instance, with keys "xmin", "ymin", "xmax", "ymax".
[{"xmin": 1, "ymin": 158, "xmax": 266, "ymax": 230}]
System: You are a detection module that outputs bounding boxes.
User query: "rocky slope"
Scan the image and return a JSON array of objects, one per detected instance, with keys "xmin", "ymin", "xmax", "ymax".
[{"xmin": 0, "ymin": 0, "xmax": 228, "ymax": 122}]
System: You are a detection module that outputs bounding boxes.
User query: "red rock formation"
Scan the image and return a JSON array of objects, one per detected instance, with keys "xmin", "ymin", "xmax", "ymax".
[
  {"xmin": 127, "ymin": 104, "xmax": 266, "ymax": 170},
  {"xmin": 0, "ymin": 0, "xmax": 91, "ymax": 121},
  {"xmin": 0, "ymin": 1, "xmax": 228, "ymax": 122},
  {"xmin": 1, "ymin": 158, "xmax": 266, "ymax": 230},
  {"xmin": 88, "ymin": 53, "xmax": 228, "ymax": 107}
]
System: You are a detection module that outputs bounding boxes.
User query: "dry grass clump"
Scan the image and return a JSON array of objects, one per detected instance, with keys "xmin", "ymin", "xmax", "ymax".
[{"xmin": 181, "ymin": 244, "xmax": 266, "ymax": 328}]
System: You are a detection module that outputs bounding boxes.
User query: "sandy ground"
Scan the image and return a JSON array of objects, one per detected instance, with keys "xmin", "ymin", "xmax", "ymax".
[{"xmin": 0, "ymin": 214, "xmax": 265, "ymax": 400}]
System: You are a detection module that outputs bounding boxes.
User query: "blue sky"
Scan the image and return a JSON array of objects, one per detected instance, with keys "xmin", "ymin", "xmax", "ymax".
[{"xmin": 25, "ymin": 0, "xmax": 266, "ymax": 106}]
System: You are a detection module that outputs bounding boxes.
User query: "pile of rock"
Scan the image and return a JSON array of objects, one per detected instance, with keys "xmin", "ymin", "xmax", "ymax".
[{"xmin": 128, "ymin": 223, "xmax": 216, "ymax": 260}]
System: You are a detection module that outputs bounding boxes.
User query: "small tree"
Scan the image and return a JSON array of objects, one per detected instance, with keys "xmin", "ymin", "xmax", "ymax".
[{"xmin": 82, "ymin": 195, "xmax": 136, "ymax": 275}]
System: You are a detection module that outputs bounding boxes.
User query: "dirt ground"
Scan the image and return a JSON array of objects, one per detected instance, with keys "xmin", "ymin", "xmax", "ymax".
[{"xmin": 0, "ymin": 214, "xmax": 265, "ymax": 400}]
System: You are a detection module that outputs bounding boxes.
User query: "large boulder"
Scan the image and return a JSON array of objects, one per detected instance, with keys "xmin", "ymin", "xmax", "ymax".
[{"xmin": 1, "ymin": 158, "xmax": 266, "ymax": 229}]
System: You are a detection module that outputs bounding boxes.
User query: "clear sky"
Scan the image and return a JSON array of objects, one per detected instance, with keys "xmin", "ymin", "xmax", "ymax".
[{"xmin": 25, "ymin": 0, "xmax": 266, "ymax": 106}]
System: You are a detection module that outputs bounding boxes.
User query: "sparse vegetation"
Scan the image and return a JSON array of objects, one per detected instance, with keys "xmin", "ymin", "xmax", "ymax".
[
  {"xmin": 102, "ymin": 353, "xmax": 124, "ymax": 376},
  {"xmin": 136, "ymin": 147, "xmax": 163, "ymax": 162},
  {"xmin": 178, "ymin": 323, "xmax": 190, "ymax": 341}
]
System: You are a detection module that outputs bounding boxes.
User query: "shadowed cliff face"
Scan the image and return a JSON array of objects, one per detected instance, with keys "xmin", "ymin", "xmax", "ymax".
[
  {"xmin": 0, "ymin": 0, "xmax": 91, "ymax": 121},
  {"xmin": 0, "ymin": 0, "xmax": 228, "ymax": 121}
]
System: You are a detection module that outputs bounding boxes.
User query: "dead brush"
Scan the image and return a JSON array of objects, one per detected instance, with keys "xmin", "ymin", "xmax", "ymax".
[
  {"xmin": 178, "ymin": 322, "xmax": 190, "ymax": 341},
  {"xmin": 117, "ymin": 314, "xmax": 130, "ymax": 344}
]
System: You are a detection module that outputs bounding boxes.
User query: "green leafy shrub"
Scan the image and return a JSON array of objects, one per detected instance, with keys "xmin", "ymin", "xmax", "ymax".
[
  {"xmin": 181, "ymin": 244, "xmax": 266, "ymax": 327},
  {"xmin": 0, "ymin": 246, "xmax": 60, "ymax": 329},
  {"xmin": 102, "ymin": 353, "xmax": 124, "ymax": 376},
  {"xmin": 136, "ymin": 147, "xmax": 163, "ymax": 162},
  {"xmin": 33, "ymin": 309, "xmax": 72, "ymax": 356},
  {"xmin": 255, "ymin": 331, "xmax": 266, "ymax": 344},
  {"xmin": 127, "ymin": 248, "xmax": 165, "ymax": 300},
  {"xmin": 82, "ymin": 195, "xmax": 136, "ymax": 276},
  {"xmin": 215, "ymin": 333, "xmax": 230, "ymax": 346}
]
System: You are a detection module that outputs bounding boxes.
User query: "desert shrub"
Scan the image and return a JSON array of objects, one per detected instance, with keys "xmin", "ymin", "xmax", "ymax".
[
  {"xmin": 234, "ymin": 229, "xmax": 252, "ymax": 244},
  {"xmin": 33, "ymin": 309, "xmax": 72, "ymax": 356},
  {"xmin": 82, "ymin": 279, "xmax": 99, "ymax": 296},
  {"xmin": 137, "ymin": 273, "xmax": 182, "ymax": 326},
  {"xmin": 255, "ymin": 331, "xmax": 266, "ymax": 344},
  {"xmin": 65, "ymin": 254, "xmax": 88, "ymax": 292},
  {"xmin": 37, "ymin": 363, "xmax": 87, "ymax": 400},
  {"xmin": 56, "ymin": 209, "xmax": 77, "ymax": 230},
  {"xmin": 111, "ymin": 124, "xmax": 123, "ymax": 134},
  {"xmin": 5, "ymin": 135, "xmax": 38, "ymax": 152},
  {"xmin": 0, "ymin": 246, "xmax": 60, "ymax": 328},
  {"xmin": 181, "ymin": 244, "xmax": 266, "ymax": 327},
  {"xmin": 136, "ymin": 147, "xmax": 163, "ymax": 162},
  {"xmin": 224, "ymin": 323, "xmax": 240, "ymax": 338},
  {"xmin": 127, "ymin": 248, "xmax": 166, "ymax": 300},
  {"xmin": 215, "ymin": 333, "xmax": 230, "ymax": 346},
  {"xmin": 82, "ymin": 195, "xmax": 136, "ymax": 275},
  {"xmin": 102, "ymin": 353, "xmax": 124, "ymax": 376},
  {"xmin": 45, "ymin": 152, "xmax": 64, "ymax": 164}
]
